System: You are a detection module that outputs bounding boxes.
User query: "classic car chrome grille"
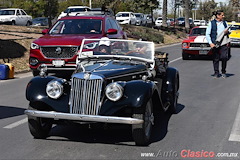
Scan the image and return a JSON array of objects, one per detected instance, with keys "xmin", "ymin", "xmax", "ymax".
[
  {"xmin": 69, "ymin": 77, "xmax": 103, "ymax": 115},
  {"xmin": 190, "ymin": 43, "xmax": 210, "ymax": 48},
  {"xmin": 40, "ymin": 46, "xmax": 78, "ymax": 58}
]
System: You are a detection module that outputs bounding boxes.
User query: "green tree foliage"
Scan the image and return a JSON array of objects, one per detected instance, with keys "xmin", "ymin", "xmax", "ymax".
[{"xmin": 199, "ymin": 0, "xmax": 217, "ymax": 21}]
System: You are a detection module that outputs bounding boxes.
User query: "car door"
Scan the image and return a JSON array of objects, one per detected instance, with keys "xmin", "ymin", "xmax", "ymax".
[
  {"xmin": 20, "ymin": 9, "xmax": 29, "ymax": 25},
  {"xmin": 15, "ymin": 9, "xmax": 22, "ymax": 25}
]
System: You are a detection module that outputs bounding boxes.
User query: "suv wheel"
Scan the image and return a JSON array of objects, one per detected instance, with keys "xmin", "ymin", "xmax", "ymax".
[{"xmin": 132, "ymin": 98, "xmax": 154, "ymax": 146}]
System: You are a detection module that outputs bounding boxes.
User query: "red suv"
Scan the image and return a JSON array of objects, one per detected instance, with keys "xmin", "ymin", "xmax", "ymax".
[{"xmin": 29, "ymin": 14, "xmax": 127, "ymax": 76}]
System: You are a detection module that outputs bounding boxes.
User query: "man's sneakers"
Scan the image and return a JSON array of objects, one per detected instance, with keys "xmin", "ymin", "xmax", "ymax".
[
  {"xmin": 212, "ymin": 73, "xmax": 227, "ymax": 79},
  {"xmin": 213, "ymin": 73, "xmax": 220, "ymax": 78},
  {"xmin": 222, "ymin": 73, "xmax": 227, "ymax": 78}
]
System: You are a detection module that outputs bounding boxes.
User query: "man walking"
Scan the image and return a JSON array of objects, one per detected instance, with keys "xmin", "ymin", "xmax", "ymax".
[{"xmin": 206, "ymin": 10, "xmax": 230, "ymax": 78}]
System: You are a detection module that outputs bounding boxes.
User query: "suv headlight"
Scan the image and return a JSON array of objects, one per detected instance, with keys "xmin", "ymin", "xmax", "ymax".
[
  {"xmin": 105, "ymin": 83, "xmax": 123, "ymax": 101},
  {"xmin": 31, "ymin": 43, "xmax": 39, "ymax": 49},
  {"xmin": 46, "ymin": 81, "xmax": 63, "ymax": 99}
]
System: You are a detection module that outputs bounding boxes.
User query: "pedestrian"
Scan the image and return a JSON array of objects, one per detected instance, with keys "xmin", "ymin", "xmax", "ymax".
[{"xmin": 206, "ymin": 10, "xmax": 230, "ymax": 78}]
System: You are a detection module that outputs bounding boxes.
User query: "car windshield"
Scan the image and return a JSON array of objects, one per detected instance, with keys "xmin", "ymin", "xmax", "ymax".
[
  {"xmin": 116, "ymin": 13, "xmax": 129, "ymax": 17},
  {"xmin": 135, "ymin": 14, "xmax": 141, "ymax": 18},
  {"xmin": 49, "ymin": 19, "xmax": 102, "ymax": 34},
  {"xmin": 78, "ymin": 39, "xmax": 155, "ymax": 63},
  {"xmin": 230, "ymin": 25, "xmax": 240, "ymax": 30},
  {"xmin": 0, "ymin": 10, "xmax": 15, "ymax": 15},
  {"xmin": 190, "ymin": 28, "xmax": 206, "ymax": 36}
]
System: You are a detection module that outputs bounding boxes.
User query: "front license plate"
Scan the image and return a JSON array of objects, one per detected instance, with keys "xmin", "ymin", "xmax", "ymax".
[
  {"xmin": 52, "ymin": 60, "xmax": 65, "ymax": 67},
  {"xmin": 199, "ymin": 50, "xmax": 208, "ymax": 55}
]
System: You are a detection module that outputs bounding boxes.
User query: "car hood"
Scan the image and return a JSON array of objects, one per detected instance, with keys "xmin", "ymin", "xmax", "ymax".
[
  {"xmin": 73, "ymin": 60, "xmax": 147, "ymax": 79},
  {"xmin": 229, "ymin": 30, "xmax": 240, "ymax": 38},
  {"xmin": 183, "ymin": 36, "xmax": 208, "ymax": 43},
  {"xmin": 34, "ymin": 35, "xmax": 103, "ymax": 46}
]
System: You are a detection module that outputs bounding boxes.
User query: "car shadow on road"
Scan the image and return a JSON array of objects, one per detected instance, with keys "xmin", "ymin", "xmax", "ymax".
[
  {"xmin": 0, "ymin": 106, "xmax": 25, "ymax": 119},
  {"xmin": 45, "ymin": 104, "xmax": 185, "ymax": 146},
  {"xmin": 150, "ymin": 103, "xmax": 185, "ymax": 144}
]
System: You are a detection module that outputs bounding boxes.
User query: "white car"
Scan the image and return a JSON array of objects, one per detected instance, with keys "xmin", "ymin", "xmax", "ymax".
[
  {"xmin": 115, "ymin": 12, "xmax": 136, "ymax": 25},
  {"xmin": 57, "ymin": 6, "xmax": 91, "ymax": 19},
  {"xmin": 193, "ymin": 20, "xmax": 201, "ymax": 26},
  {"xmin": 0, "ymin": 8, "xmax": 32, "ymax": 26},
  {"xmin": 155, "ymin": 17, "xmax": 163, "ymax": 27}
]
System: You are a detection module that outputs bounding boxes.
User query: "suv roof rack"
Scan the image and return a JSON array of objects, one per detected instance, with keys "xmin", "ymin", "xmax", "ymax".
[{"xmin": 70, "ymin": 7, "xmax": 114, "ymax": 17}]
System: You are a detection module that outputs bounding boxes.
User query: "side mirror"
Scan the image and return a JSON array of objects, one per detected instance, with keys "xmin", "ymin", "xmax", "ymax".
[
  {"xmin": 106, "ymin": 29, "xmax": 117, "ymax": 35},
  {"xmin": 42, "ymin": 29, "xmax": 49, "ymax": 35}
]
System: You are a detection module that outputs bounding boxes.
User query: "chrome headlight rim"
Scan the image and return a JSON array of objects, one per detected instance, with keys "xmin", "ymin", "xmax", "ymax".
[
  {"xmin": 105, "ymin": 82, "xmax": 124, "ymax": 102},
  {"xmin": 31, "ymin": 43, "xmax": 39, "ymax": 49},
  {"xmin": 182, "ymin": 42, "xmax": 188, "ymax": 48},
  {"xmin": 46, "ymin": 80, "xmax": 63, "ymax": 99}
]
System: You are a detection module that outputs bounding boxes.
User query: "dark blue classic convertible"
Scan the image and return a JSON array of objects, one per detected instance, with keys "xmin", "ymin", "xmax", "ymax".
[{"xmin": 25, "ymin": 38, "xmax": 179, "ymax": 146}]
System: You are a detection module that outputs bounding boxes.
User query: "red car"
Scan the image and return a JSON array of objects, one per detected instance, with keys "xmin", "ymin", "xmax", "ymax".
[
  {"xmin": 181, "ymin": 26, "xmax": 212, "ymax": 60},
  {"xmin": 29, "ymin": 14, "xmax": 127, "ymax": 76}
]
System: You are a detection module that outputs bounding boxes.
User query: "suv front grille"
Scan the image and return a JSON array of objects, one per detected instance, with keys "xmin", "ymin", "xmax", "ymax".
[
  {"xmin": 69, "ymin": 77, "xmax": 103, "ymax": 115},
  {"xmin": 190, "ymin": 43, "xmax": 210, "ymax": 48},
  {"xmin": 40, "ymin": 46, "xmax": 78, "ymax": 58}
]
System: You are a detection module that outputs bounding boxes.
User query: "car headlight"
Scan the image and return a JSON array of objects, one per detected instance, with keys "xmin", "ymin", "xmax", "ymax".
[
  {"xmin": 105, "ymin": 83, "xmax": 123, "ymax": 101},
  {"xmin": 31, "ymin": 43, "xmax": 39, "ymax": 49},
  {"xmin": 46, "ymin": 81, "xmax": 63, "ymax": 99},
  {"xmin": 182, "ymin": 42, "xmax": 188, "ymax": 48}
]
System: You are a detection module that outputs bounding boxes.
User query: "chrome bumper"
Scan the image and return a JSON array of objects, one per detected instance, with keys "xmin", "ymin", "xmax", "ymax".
[{"xmin": 25, "ymin": 110, "xmax": 144, "ymax": 125}]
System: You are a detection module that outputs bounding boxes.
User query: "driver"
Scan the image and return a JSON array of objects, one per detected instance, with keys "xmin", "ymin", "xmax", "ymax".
[{"xmin": 98, "ymin": 37, "xmax": 111, "ymax": 54}]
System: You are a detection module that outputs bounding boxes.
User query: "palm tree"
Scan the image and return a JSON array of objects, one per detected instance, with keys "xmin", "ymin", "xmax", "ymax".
[
  {"xmin": 162, "ymin": 0, "xmax": 167, "ymax": 27},
  {"xmin": 184, "ymin": 0, "xmax": 190, "ymax": 32}
]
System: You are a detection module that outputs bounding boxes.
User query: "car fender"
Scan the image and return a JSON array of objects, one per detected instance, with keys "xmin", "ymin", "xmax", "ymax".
[
  {"xmin": 100, "ymin": 80, "xmax": 160, "ymax": 115},
  {"xmin": 26, "ymin": 76, "xmax": 70, "ymax": 112}
]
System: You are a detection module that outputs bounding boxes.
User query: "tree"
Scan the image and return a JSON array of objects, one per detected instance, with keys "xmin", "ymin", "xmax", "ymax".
[
  {"xmin": 184, "ymin": 0, "xmax": 190, "ymax": 32},
  {"xmin": 44, "ymin": 0, "xmax": 59, "ymax": 27},
  {"xmin": 198, "ymin": 0, "xmax": 217, "ymax": 21},
  {"xmin": 162, "ymin": 0, "xmax": 167, "ymax": 27}
]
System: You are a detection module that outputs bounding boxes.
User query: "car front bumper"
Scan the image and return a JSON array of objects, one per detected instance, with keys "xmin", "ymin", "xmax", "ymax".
[
  {"xmin": 25, "ymin": 110, "xmax": 144, "ymax": 125},
  {"xmin": 182, "ymin": 47, "xmax": 212, "ymax": 55}
]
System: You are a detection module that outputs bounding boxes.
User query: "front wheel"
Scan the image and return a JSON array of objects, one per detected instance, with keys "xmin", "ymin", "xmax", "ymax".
[
  {"xmin": 132, "ymin": 98, "xmax": 154, "ymax": 146},
  {"xmin": 168, "ymin": 73, "xmax": 179, "ymax": 114},
  {"xmin": 182, "ymin": 51, "xmax": 189, "ymax": 60},
  {"xmin": 27, "ymin": 106, "xmax": 53, "ymax": 139}
]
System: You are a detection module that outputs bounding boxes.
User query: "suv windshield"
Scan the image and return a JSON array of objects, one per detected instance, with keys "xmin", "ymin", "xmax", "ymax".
[
  {"xmin": 0, "ymin": 10, "xmax": 15, "ymax": 15},
  {"xmin": 79, "ymin": 39, "xmax": 154, "ymax": 62},
  {"xmin": 49, "ymin": 19, "xmax": 102, "ymax": 34}
]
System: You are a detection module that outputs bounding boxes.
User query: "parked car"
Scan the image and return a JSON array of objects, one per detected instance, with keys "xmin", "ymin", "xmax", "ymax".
[
  {"xmin": 167, "ymin": 18, "xmax": 174, "ymax": 26},
  {"xmin": 177, "ymin": 17, "xmax": 194, "ymax": 27},
  {"xmin": 57, "ymin": 6, "xmax": 91, "ymax": 19},
  {"xmin": 200, "ymin": 20, "xmax": 207, "ymax": 26},
  {"xmin": 115, "ymin": 12, "xmax": 136, "ymax": 25},
  {"xmin": 134, "ymin": 13, "xmax": 146, "ymax": 26},
  {"xmin": 25, "ymin": 38, "xmax": 180, "ymax": 146},
  {"xmin": 145, "ymin": 14, "xmax": 155, "ymax": 27},
  {"xmin": 29, "ymin": 14, "xmax": 127, "ymax": 76},
  {"xmin": 31, "ymin": 17, "xmax": 48, "ymax": 26},
  {"xmin": 193, "ymin": 19, "xmax": 201, "ymax": 26},
  {"xmin": 228, "ymin": 22, "xmax": 240, "ymax": 46},
  {"xmin": 155, "ymin": 17, "xmax": 163, "ymax": 27},
  {"xmin": 0, "ymin": 8, "xmax": 32, "ymax": 26}
]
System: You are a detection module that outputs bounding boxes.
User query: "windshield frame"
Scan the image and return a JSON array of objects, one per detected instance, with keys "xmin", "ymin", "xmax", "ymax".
[{"xmin": 78, "ymin": 39, "xmax": 155, "ymax": 64}]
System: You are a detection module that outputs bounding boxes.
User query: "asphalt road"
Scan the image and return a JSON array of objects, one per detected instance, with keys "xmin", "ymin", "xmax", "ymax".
[{"xmin": 0, "ymin": 44, "xmax": 240, "ymax": 160}]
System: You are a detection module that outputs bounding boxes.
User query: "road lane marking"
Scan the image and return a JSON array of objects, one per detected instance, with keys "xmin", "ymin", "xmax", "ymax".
[
  {"xmin": 3, "ymin": 117, "xmax": 28, "ymax": 129},
  {"xmin": 169, "ymin": 57, "xmax": 182, "ymax": 64},
  {"xmin": 229, "ymin": 102, "xmax": 240, "ymax": 142}
]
